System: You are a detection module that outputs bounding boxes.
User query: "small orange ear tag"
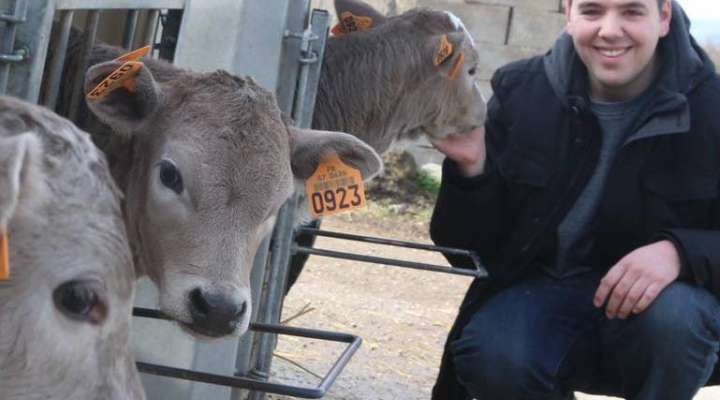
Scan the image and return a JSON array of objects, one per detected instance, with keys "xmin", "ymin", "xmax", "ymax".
[
  {"xmin": 1, "ymin": 231, "xmax": 9, "ymax": 281},
  {"xmin": 86, "ymin": 61, "xmax": 144, "ymax": 101},
  {"xmin": 434, "ymin": 34, "xmax": 454, "ymax": 66},
  {"xmin": 305, "ymin": 154, "xmax": 367, "ymax": 218},
  {"xmin": 448, "ymin": 52, "xmax": 465, "ymax": 80},
  {"xmin": 114, "ymin": 45, "xmax": 151, "ymax": 63},
  {"xmin": 331, "ymin": 12, "xmax": 374, "ymax": 36}
]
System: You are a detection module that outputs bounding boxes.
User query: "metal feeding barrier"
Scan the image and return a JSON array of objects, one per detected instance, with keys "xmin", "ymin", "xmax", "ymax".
[{"xmin": 2, "ymin": 0, "xmax": 488, "ymax": 398}]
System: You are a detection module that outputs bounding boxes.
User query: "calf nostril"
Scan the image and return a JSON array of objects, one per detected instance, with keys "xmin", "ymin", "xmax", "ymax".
[
  {"xmin": 189, "ymin": 288, "xmax": 209, "ymax": 317},
  {"xmin": 236, "ymin": 301, "xmax": 247, "ymax": 318}
]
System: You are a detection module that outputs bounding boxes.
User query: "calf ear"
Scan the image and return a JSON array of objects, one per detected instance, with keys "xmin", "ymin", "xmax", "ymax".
[
  {"xmin": 0, "ymin": 134, "xmax": 42, "ymax": 231},
  {"xmin": 84, "ymin": 60, "xmax": 162, "ymax": 136},
  {"xmin": 334, "ymin": 0, "xmax": 386, "ymax": 26},
  {"xmin": 431, "ymin": 32, "xmax": 466, "ymax": 80},
  {"xmin": 288, "ymin": 126, "xmax": 383, "ymax": 181}
]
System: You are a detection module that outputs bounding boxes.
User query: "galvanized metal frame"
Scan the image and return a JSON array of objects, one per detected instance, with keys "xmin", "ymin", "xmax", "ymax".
[{"xmin": 134, "ymin": 308, "xmax": 362, "ymax": 399}]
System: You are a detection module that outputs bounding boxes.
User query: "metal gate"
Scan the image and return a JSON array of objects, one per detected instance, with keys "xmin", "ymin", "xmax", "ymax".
[{"xmin": 1, "ymin": 0, "xmax": 487, "ymax": 398}]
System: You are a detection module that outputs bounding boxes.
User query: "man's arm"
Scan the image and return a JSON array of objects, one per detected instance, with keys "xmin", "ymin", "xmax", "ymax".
[{"xmin": 430, "ymin": 93, "xmax": 510, "ymax": 269}]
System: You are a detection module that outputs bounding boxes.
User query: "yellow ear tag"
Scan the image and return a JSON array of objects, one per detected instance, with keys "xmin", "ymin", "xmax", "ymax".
[
  {"xmin": 305, "ymin": 154, "xmax": 367, "ymax": 218},
  {"xmin": 331, "ymin": 12, "xmax": 374, "ymax": 37},
  {"xmin": 0, "ymin": 231, "xmax": 9, "ymax": 281},
  {"xmin": 114, "ymin": 45, "xmax": 151, "ymax": 63},
  {"xmin": 86, "ymin": 61, "xmax": 144, "ymax": 101},
  {"xmin": 434, "ymin": 34, "xmax": 454, "ymax": 67}
]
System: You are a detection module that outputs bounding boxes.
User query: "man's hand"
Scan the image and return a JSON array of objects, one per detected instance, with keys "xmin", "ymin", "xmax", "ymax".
[
  {"xmin": 594, "ymin": 240, "xmax": 681, "ymax": 319},
  {"xmin": 432, "ymin": 127, "xmax": 487, "ymax": 177}
]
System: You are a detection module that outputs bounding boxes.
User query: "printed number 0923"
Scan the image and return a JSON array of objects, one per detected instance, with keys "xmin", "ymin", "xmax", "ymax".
[{"xmin": 311, "ymin": 184, "xmax": 361, "ymax": 214}]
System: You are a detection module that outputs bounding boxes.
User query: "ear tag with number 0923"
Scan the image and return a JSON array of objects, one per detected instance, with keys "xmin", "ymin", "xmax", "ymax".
[{"xmin": 305, "ymin": 154, "xmax": 366, "ymax": 218}]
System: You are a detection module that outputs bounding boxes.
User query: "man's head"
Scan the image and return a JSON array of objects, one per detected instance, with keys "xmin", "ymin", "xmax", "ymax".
[{"xmin": 565, "ymin": 0, "xmax": 672, "ymax": 101}]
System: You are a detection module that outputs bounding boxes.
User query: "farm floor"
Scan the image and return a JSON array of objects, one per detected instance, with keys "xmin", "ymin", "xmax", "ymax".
[{"xmin": 266, "ymin": 205, "xmax": 720, "ymax": 400}]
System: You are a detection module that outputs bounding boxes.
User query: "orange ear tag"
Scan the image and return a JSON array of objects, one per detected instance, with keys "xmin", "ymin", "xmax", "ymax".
[
  {"xmin": 86, "ymin": 61, "xmax": 144, "ymax": 101},
  {"xmin": 305, "ymin": 154, "xmax": 367, "ymax": 218},
  {"xmin": 434, "ymin": 34, "xmax": 454, "ymax": 66},
  {"xmin": 0, "ymin": 231, "xmax": 9, "ymax": 281},
  {"xmin": 448, "ymin": 52, "xmax": 465, "ymax": 80},
  {"xmin": 331, "ymin": 12, "xmax": 374, "ymax": 36},
  {"xmin": 114, "ymin": 45, "xmax": 151, "ymax": 63}
]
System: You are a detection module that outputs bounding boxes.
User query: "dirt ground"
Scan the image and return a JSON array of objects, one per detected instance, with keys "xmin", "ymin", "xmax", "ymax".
[{"xmin": 265, "ymin": 153, "xmax": 720, "ymax": 400}]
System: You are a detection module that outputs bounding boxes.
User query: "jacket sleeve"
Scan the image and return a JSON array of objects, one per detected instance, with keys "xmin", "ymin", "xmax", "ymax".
[
  {"xmin": 430, "ymin": 84, "xmax": 511, "ymax": 270},
  {"xmin": 657, "ymin": 228, "xmax": 720, "ymax": 295}
]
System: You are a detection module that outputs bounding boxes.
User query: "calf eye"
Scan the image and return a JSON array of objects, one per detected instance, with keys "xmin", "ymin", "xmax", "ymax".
[
  {"xmin": 53, "ymin": 281, "xmax": 107, "ymax": 325},
  {"xmin": 159, "ymin": 160, "xmax": 184, "ymax": 194},
  {"xmin": 468, "ymin": 67, "xmax": 477, "ymax": 76}
]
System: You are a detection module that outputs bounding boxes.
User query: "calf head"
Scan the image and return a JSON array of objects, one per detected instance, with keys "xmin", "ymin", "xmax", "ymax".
[
  {"xmin": 325, "ymin": 0, "xmax": 487, "ymax": 150},
  {"xmin": 84, "ymin": 61, "xmax": 381, "ymax": 337},
  {"xmin": 0, "ymin": 99, "xmax": 143, "ymax": 400}
]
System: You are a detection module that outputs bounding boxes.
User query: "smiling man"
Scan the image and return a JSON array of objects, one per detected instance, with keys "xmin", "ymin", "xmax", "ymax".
[{"xmin": 430, "ymin": 0, "xmax": 720, "ymax": 399}]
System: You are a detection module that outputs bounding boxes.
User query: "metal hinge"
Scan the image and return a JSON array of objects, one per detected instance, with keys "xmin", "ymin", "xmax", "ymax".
[{"xmin": 284, "ymin": 28, "xmax": 320, "ymax": 65}]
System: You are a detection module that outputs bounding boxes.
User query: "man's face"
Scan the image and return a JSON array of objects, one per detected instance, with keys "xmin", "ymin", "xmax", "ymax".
[{"xmin": 566, "ymin": 0, "xmax": 672, "ymax": 101}]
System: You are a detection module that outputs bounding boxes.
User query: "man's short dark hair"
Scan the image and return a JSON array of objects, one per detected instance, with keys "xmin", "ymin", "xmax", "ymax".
[{"xmin": 567, "ymin": 0, "xmax": 665, "ymax": 10}]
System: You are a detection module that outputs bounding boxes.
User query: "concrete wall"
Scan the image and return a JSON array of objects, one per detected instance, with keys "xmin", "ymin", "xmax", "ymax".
[{"xmin": 311, "ymin": 0, "xmax": 568, "ymax": 165}]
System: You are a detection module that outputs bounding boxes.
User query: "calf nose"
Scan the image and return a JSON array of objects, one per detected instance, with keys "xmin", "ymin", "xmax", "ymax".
[{"xmin": 188, "ymin": 288, "xmax": 247, "ymax": 335}]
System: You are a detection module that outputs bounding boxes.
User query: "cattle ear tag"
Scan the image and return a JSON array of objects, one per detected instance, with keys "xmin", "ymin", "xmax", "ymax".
[
  {"xmin": 1, "ymin": 231, "xmax": 9, "ymax": 281},
  {"xmin": 305, "ymin": 154, "xmax": 367, "ymax": 218},
  {"xmin": 434, "ymin": 34, "xmax": 454, "ymax": 67},
  {"xmin": 86, "ymin": 61, "xmax": 144, "ymax": 101},
  {"xmin": 114, "ymin": 45, "xmax": 151, "ymax": 63},
  {"xmin": 331, "ymin": 11, "xmax": 374, "ymax": 36}
]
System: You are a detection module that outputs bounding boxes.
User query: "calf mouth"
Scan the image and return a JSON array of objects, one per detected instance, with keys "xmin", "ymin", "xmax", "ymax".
[{"xmin": 179, "ymin": 320, "xmax": 241, "ymax": 339}]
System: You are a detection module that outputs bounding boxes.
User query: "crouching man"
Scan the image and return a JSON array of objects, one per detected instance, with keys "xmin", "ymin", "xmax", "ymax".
[{"xmin": 431, "ymin": 1, "xmax": 720, "ymax": 399}]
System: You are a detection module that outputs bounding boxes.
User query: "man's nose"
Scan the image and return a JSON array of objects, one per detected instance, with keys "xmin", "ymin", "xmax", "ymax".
[{"xmin": 598, "ymin": 14, "xmax": 624, "ymax": 40}]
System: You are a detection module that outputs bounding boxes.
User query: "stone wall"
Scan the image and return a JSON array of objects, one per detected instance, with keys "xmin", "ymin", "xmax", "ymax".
[{"xmin": 311, "ymin": 0, "xmax": 568, "ymax": 164}]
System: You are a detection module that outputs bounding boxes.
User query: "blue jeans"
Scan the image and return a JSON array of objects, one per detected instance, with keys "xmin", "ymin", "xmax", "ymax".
[{"xmin": 451, "ymin": 271, "xmax": 720, "ymax": 400}]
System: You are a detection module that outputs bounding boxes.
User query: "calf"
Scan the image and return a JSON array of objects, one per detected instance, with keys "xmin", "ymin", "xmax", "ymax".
[
  {"xmin": 47, "ymin": 42, "xmax": 382, "ymax": 338},
  {"xmin": 0, "ymin": 96, "xmax": 144, "ymax": 400}
]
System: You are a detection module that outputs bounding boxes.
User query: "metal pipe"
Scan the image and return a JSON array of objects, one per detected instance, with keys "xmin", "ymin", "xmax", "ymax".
[
  {"xmin": 247, "ymin": 195, "xmax": 299, "ymax": 400},
  {"xmin": 0, "ymin": 0, "xmax": 29, "ymax": 94},
  {"xmin": 143, "ymin": 9, "xmax": 160, "ymax": 46},
  {"xmin": 298, "ymin": 227, "xmax": 482, "ymax": 261},
  {"xmin": 67, "ymin": 10, "xmax": 100, "ymax": 120},
  {"xmin": 122, "ymin": 10, "xmax": 139, "ymax": 49},
  {"xmin": 294, "ymin": 246, "xmax": 488, "ymax": 278},
  {"xmin": 42, "ymin": 10, "xmax": 74, "ymax": 110},
  {"xmin": 133, "ymin": 307, "xmax": 361, "ymax": 399},
  {"xmin": 55, "ymin": 0, "xmax": 184, "ymax": 10}
]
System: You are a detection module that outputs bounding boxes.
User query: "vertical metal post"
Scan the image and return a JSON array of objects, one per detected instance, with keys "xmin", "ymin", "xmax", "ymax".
[
  {"xmin": 67, "ymin": 10, "xmax": 99, "ymax": 120},
  {"xmin": 122, "ymin": 9, "xmax": 139, "ymax": 49},
  {"xmin": 143, "ymin": 9, "xmax": 160, "ymax": 46},
  {"xmin": 41, "ymin": 9, "xmax": 74, "ymax": 110},
  {"xmin": 0, "ymin": 0, "xmax": 29, "ymax": 94},
  {"xmin": 247, "ymin": 195, "xmax": 299, "ymax": 400}
]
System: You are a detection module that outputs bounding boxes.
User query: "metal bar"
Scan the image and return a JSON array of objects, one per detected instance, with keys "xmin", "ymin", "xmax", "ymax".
[
  {"xmin": 143, "ymin": 9, "xmax": 160, "ymax": 46},
  {"xmin": 67, "ymin": 10, "xmax": 100, "ymax": 120},
  {"xmin": 41, "ymin": 10, "xmax": 74, "ymax": 110},
  {"xmin": 248, "ymin": 195, "xmax": 300, "ymax": 400},
  {"xmin": 0, "ymin": 0, "xmax": 29, "ymax": 94},
  {"xmin": 55, "ymin": 0, "xmax": 185, "ymax": 10},
  {"xmin": 298, "ymin": 227, "xmax": 481, "ymax": 260},
  {"xmin": 122, "ymin": 10, "xmax": 139, "ymax": 49},
  {"xmin": 295, "ymin": 246, "xmax": 488, "ymax": 278},
  {"xmin": 133, "ymin": 307, "xmax": 361, "ymax": 399},
  {"xmin": 295, "ymin": 9, "xmax": 329, "ymax": 128}
]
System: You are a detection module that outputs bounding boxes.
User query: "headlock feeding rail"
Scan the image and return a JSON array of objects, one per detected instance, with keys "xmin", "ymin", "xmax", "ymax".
[{"xmin": 1, "ymin": 0, "xmax": 487, "ymax": 398}]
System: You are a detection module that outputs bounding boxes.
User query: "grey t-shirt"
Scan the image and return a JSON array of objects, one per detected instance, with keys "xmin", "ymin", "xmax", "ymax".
[{"xmin": 545, "ymin": 91, "xmax": 654, "ymax": 279}]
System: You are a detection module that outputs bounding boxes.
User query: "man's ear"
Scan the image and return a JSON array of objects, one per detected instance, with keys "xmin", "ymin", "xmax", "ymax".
[
  {"xmin": 431, "ymin": 32, "xmax": 466, "ymax": 80},
  {"xmin": 334, "ymin": 0, "xmax": 386, "ymax": 27},
  {"xmin": 288, "ymin": 126, "xmax": 383, "ymax": 182},
  {"xmin": 0, "ymin": 133, "xmax": 43, "ymax": 232},
  {"xmin": 84, "ymin": 60, "xmax": 162, "ymax": 136}
]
